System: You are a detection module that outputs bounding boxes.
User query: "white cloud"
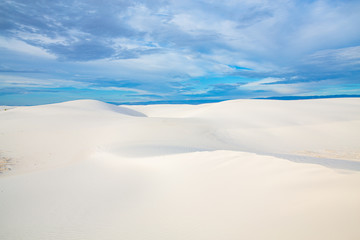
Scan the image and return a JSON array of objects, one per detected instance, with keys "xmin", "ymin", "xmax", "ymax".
[
  {"xmin": 0, "ymin": 75, "xmax": 85, "ymax": 88},
  {"xmin": 242, "ymin": 77, "xmax": 282, "ymax": 87},
  {"xmin": 307, "ymin": 46, "xmax": 360, "ymax": 65},
  {"xmin": 241, "ymin": 77, "xmax": 302, "ymax": 95},
  {"xmin": 0, "ymin": 37, "xmax": 56, "ymax": 59},
  {"xmin": 11, "ymin": 31, "xmax": 67, "ymax": 45},
  {"xmin": 85, "ymin": 51, "xmax": 207, "ymax": 82},
  {"xmin": 89, "ymin": 86, "xmax": 152, "ymax": 95}
]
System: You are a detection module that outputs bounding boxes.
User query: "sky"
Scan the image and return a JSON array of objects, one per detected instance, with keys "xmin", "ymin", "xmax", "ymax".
[{"xmin": 0, "ymin": 0, "xmax": 360, "ymax": 105}]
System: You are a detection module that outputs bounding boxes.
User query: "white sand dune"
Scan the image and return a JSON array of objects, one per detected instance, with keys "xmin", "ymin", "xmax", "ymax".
[{"xmin": 1, "ymin": 98, "xmax": 360, "ymax": 239}]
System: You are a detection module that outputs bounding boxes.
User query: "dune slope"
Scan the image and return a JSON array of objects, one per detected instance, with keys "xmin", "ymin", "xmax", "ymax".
[{"xmin": 0, "ymin": 98, "xmax": 360, "ymax": 240}]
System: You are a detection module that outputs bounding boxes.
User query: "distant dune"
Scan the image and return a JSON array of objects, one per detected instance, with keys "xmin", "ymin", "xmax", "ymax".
[{"xmin": 1, "ymin": 98, "xmax": 360, "ymax": 240}]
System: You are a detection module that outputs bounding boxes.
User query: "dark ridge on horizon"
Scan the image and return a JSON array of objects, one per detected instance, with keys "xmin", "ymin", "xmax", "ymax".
[
  {"xmin": 256, "ymin": 94, "xmax": 360, "ymax": 100},
  {"xmin": 111, "ymin": 95, "xmax": 360, "ymax": 105}
]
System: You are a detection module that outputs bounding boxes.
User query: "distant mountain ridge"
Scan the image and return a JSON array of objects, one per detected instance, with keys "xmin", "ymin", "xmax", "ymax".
[{"xmin": 110, "ymin": 95, "xmax": 360, "ymax": 105}]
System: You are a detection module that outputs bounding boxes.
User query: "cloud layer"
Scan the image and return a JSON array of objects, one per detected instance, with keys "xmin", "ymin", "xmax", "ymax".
[{"xmin": 1, "ymin": 0, "xmax": 360, "ymax": 104}]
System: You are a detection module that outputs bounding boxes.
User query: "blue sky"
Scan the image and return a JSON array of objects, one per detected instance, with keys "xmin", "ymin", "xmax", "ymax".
[{"xmin": 0, "ymin": 0, "xmax": 360, "ymax": 105}]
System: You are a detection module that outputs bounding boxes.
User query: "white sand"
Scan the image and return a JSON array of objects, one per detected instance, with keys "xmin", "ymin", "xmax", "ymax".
[{"xmin": 0, "ymin": 98, "xmax": 360, "ymax": 239}]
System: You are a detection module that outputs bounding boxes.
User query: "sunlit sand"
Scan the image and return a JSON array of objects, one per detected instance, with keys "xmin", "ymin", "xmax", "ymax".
[{"xmin": 1, "ymin": 98, "xmax": 360, "ymax": 240}]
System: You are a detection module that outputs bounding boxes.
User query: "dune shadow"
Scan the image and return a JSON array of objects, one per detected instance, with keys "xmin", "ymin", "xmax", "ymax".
[{"xmin": 268, "ymin": 153, "xmax": 360, "ymax": 171}]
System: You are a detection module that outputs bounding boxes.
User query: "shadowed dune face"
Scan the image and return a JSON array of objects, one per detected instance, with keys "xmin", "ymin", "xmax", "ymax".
[
  {"xmin": 0, "ymin": 98, "xmax": 359, "ymax": 174},
  {"xmin": 128, "ymin": 99, "xmax": 360, "ymax": 161},
  {"xmin": 0, "ymin": 99, "xmax": 230, "ymax": 173}
]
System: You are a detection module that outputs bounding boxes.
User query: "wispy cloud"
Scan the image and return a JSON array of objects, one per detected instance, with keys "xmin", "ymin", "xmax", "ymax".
[
  {"xmin": 306, "ymin": 46, "xmax": 360, "ymax": 69},
  {"xmin": 0, "ymin": 74, "xmax": 86, "ymax": 88}
]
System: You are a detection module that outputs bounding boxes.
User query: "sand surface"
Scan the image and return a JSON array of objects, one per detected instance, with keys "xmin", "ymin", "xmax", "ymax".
[{"xmin": 0, "ymin": 98, "xmax": 360, "ymax": 239}]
